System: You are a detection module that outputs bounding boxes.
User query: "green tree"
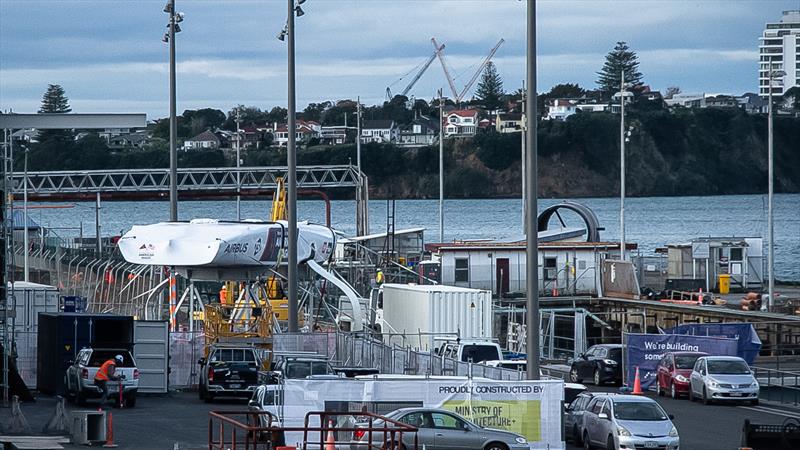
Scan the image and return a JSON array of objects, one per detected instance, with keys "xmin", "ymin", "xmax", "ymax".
[
  {"xmin": 474, "ymin": 62, "xmax": 504, "ymax": 110},
  {"xmin": 546, "ymin": 83, "xmax": 586, "ymax": 99},
  {"xmin": 39, "ymin": 84, "xmax": 72, "ymax": 113},
  {"xmin": 596, "ymin": 42, "xmax": 644, "ymax": 98},
  {"xmin": 30, "ymin": 84, "xmax": 75, "ymax": 166}
]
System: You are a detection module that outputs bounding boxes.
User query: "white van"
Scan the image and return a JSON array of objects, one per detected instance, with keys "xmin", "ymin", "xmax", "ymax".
[{"xmin": 436, "ymin": 340, "xmax": 503, "ymax": 363}]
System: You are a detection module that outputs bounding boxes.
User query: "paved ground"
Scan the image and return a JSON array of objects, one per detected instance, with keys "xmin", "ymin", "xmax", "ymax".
[
  {"xmin": 0, "ymin": 390, "xmax": 246, "ymax": 449},
  {"xmin": 566, "ymin": 385, "xmax": 800, "ymax": 450}
]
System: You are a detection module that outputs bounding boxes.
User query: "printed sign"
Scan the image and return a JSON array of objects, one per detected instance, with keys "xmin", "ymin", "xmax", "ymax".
[{"xmin": 625, "ymin": 333, "xmax": 738, "ymax": 390}]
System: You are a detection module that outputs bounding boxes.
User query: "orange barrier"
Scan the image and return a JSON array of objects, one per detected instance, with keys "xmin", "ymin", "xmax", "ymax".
[{"xmin": 632, "ymin": 366, "xmax": 643, "ymax": 395}]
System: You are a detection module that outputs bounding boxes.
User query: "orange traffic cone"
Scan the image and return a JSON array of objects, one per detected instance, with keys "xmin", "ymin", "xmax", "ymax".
[
  {"xmin": 632, "ymin": 366, "xmax": 643, "ymax": 395},
  {"xmin": 325, "ymin": 419, "xmax": 335, "ymax": 450},
  {"xmin": 102, "ymin": 412, "xmax": 118, "ymax": 448}
]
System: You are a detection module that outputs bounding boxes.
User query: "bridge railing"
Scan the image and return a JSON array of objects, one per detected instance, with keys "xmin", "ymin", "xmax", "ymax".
[{"xmin": 752, "ymin": 366, "xmax": 800, "ymax": 405}]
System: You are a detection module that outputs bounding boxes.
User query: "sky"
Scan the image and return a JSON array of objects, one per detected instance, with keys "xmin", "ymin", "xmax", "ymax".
[{"xmin": 1, "ymin": 0, "xmax": 798, "ymax": 119}]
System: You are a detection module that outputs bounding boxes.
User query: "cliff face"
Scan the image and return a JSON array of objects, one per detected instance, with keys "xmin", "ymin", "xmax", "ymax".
[{"xmin": 357, "ymin": 108, "xmax": 800, "ymax": 199}]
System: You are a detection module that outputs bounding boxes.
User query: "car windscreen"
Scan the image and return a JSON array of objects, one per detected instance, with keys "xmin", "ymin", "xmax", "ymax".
[
  {"xmin": 461, "ymin": 345, "xmax": 499, "ymax": 363},
  {"xmin": 607, "ymin": 348, "xmax": 622, "ymax": 363},
  {"xmin": 707, "ymin": 360, "xmax": 750, "ymax": 374},
  {"xmin": 613, "ymin": 402, "xmax": 668, "ymax": 421},
  {"xmin": 213, "ymin": 349, "xmax": 257, "ymax": 363},
  {"xmin": 675, "ymin": 355, "xmax": 700, "ymax": 369}
]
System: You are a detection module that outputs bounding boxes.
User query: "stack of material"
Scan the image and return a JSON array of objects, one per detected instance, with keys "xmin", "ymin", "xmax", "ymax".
[
  {"xmin": 0, "ymin": 436, "xmax": 68, "ymax": 449},
  {"xmin": 741, "ymin": 292, "xmax": 763, "ymax": 311}
]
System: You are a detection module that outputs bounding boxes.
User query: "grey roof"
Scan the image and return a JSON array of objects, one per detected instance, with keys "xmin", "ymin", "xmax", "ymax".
[
  {"xmin": 362, "ymin": 119, "xmax": 395, "ymax": 130},
  {"xmin": 186, "ymin": 130, "xmax": 220, "ymax": 143}
]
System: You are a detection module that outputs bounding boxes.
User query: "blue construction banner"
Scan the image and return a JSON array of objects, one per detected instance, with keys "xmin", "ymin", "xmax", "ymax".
[
  {"xmin": 664, "ymin": 323, "xmax": 761, "ymax": 364},
  {"xmin": 625, "ymin": 333, "xmax": 739, "ymax": 390}
]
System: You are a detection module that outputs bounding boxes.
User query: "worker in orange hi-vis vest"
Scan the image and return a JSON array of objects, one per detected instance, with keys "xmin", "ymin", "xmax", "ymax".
[{"xmin": 94, "ymin": 355, "xmax": 124, "ymax": 407}]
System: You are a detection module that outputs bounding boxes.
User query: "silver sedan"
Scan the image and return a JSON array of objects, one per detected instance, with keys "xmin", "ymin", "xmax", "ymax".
[{"xmin": 350, "ymin": 407, "xmax": 529, "ymax": 450}]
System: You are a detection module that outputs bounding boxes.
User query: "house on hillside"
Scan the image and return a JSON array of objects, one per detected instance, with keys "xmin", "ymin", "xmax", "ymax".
[
  {"xmin": 320, "ymin": 125, "xmax": 354, "ymax": 145},
  {"xmin": 545, "ymin": 99, "xmax": 608, "ymax": 120},
  {"xmin": 108, "ymin": 130, "xmax": 152, "ymax": 150},
  {"xmin": 397, "ymin": 115, "xmax": 438, "ymax": 148},
  {"xmin": 274, "ymin": 121, "xmax": 321, "ymax": 146},
  {"xmin": 443, "ymin": 109, "xmax": 478, "ymax": 136},
  {"xmin": 361, "ymin": 120, "xmax": 398, "ymax": 143},
  {"xmin": 183, "ymin": 130, "xmax": 220, "ymax": 151},
  {"xmin": 495, "ymin": 112, "xmax": 523, "ymax": 133}
]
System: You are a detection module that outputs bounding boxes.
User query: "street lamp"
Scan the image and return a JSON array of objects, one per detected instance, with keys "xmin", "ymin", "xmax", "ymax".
[
  {"xmin": 615, "ymin": 71, "xmax": 634, "ymax": 261},
  {"xmin": 525, "ymin": 0, "xmax": 539, "ymax": 381},
  {"xmin": 767, "ymin": 64, "xmax": 786, "ymax": 311},
  {"xmin": 162, "ymin": 1, "xmax": 183, "ymax": 222},
  {"xmin": 278, "ymin": 0, "xmax": 307, "ymax": 332}
]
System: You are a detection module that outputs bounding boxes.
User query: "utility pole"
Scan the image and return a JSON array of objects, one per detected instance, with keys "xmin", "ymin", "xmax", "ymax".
[
  {"xmin": 23, "ymin": 147, "xmax": 28, "ymax": 281},
  {"xmin": 525, "ymin": 0, "xmax": 540, "ymax": 381},
  {"xmin": 619, "ymin": 69, "xmax": 626, "ymax": 261},
  {"xmin": 286, "ymin": 0, "xmax": 299, "ymax": 332},
  {"xmin": 767, "ymin": 62, "xmax": 783, "ymax": 312},
  {"xmin": 167, "ymin": 0, "xmax": 178, "ymax": 222},
  {"xmin": 520, "ymin": 81, "xmax": 526, "ymax": 233},
  {"xmin": 235, "ymin": 110, "xmax": 242, "ymax": 221},
  {"xmin": 355, "ymin": 96, "xmax": 365, "ymax": 236},
  {"xmin": 439, "ymin": 89, "xmax": 445, "ymax": 243}
]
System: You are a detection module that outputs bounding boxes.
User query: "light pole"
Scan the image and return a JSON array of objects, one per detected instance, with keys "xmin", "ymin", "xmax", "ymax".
[
  {"xmin": 235, "ymin": 110, "xmax": 242, "ymax": 221},
  {"xmin": 617, "ymin": 70, "xmax": 633, "ymax": 261},
  {"xmin": 162, "ymin": 1, "xmax": 183, "ymax": 222},
  {"xmin": 525, "ymin": 0, "xmax": 540, "ymax": 381},
  {"xmin": 520, "ymin": 82, "xmax": 526, "ymax": 233},
  {"xmin": 23, "ymin": 147, "xmax": 28, "ymax": 281},
  {"xmin": 767, "ymin": 64, "xmax": 785, "ymax": 312},
  {"xmin": 439, "ymin": 89, "xmax": 444, "ymax": 243},
  {"xmin": 278, "ymin": 0, "xmax": 306, "ymax": 332}
]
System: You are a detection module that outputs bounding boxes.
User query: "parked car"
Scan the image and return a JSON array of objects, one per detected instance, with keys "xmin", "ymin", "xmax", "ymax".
[
  {"xmin": 581, "ymin": 394, "xmax": 679, "ymax": 450},
  {"xmin": 198, "ymin": 345, "xmax": 264, "ymax": 402},
  {"xmin": 436, "ymin": 340, "xmax": 503, "ymax": 364},
  {"xmin": 689, "ymin": 356, "xmax": 759, "ymax": 405},
  {"xmin": 270, "ymin": 354, "xmax": 337, "ymax": 381},
  {"xmin": 248, "ymin": 385, "xmax": 286, "ymax": 447},
  {"xmin": 569, "ymin": 344, "xmax": 622, "ymax": 385},
  {"xmin": 350, "ymin": 407, "xmax": 529, "ymax": 450},
  {"xmin": 64, "ymin": 348, "xmax": 139, "ymax": 407},
  {"xmin": 657, "ymin": 351, "xmax": 707, "ymax": 399},
  {"xmin": 564, "ymin": 392, "xmax": 595, "ymax": 446}
]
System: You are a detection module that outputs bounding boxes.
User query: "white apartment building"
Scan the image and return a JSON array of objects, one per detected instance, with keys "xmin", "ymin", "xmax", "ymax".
[{"xmin": 759, "ymin": 10, "xmax": 800, "ymax": 97}]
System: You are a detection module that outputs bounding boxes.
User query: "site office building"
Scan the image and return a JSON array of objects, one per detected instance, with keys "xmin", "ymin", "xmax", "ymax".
[{"xmin": 427, "ymin": 241, "xmax": 635, "ymax": 297}]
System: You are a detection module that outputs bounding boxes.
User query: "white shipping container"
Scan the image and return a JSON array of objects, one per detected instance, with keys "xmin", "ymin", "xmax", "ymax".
[
  {"xmin": 10, "ymin": 281, "xmax": 60, "ymax": 387},
  {"xmin": 381, "ymin": 284, "xmax": 493, "ymax": 351}
]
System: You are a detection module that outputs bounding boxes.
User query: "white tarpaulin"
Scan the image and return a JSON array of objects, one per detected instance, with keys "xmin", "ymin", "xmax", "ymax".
[{"xmin": 278, "ymin": 377, "xmax": 564, "ymax": 449}]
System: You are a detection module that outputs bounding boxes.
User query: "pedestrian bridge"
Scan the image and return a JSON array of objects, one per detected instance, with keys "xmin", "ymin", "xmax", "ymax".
[{"xmin": 11, "ymin": 165, "xmax": 363, "ymax": 196}]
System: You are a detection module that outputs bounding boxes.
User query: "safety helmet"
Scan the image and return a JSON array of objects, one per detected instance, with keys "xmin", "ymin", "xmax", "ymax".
[{"xmin": 115, "ymin": 354, "xmax": 124, "ymax": 363}]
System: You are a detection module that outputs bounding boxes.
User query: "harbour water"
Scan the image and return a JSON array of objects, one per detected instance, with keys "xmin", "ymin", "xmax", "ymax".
[{"xmin": 26, "ymin": 193, "xmax": 800, "ymax": 280}]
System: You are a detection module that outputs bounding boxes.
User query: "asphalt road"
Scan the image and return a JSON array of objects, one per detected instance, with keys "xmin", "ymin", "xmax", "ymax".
[{"xmin": 566, "ymin": 385, "xmax": 800, "ymax": 450}]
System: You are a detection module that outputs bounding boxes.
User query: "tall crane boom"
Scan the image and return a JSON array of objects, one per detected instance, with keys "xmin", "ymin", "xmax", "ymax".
[
  {"xmin": 400, "ymin": 43, "xmax": 444, "ymax": 98},
  {"xmin": 432, "ymin": 37, "xmax": 459, "ymax": 99},
  {"xmin": 457, "ymin": 38, "xmax": 505, "ymax": 103}
]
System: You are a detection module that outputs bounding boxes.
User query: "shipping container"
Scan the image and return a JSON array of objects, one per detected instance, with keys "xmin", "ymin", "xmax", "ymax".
[
  {"xmin": 36, "ymin": 313, "xmax": 134, "ymax": 394},
  {"xmin": 380, "ymin": 284, "xmax": 493, "ymax": 352},
  {"xmin": 11, "ymin": 282, "xmax": 60, "ymax": 387}
]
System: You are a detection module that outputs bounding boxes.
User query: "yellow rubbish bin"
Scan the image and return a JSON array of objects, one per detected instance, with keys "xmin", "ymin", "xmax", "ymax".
[{"xmin": 718, "ymin": 274, "xmax": 731, "ymax": 294}]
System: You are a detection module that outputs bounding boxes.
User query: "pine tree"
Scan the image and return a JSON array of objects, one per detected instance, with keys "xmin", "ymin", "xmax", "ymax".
[
  {"xmin": 475, "ymin": 62, "xmax": 504, "ymax": 111},
  {"xmin": 38, "ymin": 84, "xmax": 72, "ymax": 113},
  {"xmin": 596, "ymin": 42, "xmax": 644, "ymax": 98}
]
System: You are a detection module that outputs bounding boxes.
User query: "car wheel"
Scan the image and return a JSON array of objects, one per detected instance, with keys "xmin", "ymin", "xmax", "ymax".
[
  {"xmin": 125, "ymin": 394, "xmax": 136, "ymax": 408},
  {"xmin": 607, "ymin": 435, "xmax": 616, "ymax": 450},
  {"xmin": 702, "ymin": 386, "xmax": 711, "ymax": 405},
  {"xmin": 670, "ymin": 382, "xmax": 678, "ymax": 400},
  {"xmin": 75, "ymin": 390, "xmax": 86, "ymax": 406},
  {"xmin": 204, "ymin": 390, "xmax": 215, "ymax": 403},
  {"xmin": 594, "ymin": 369, "xmax": 602, "ymax": 386},
  {"xmin": 484, "ymin": 443, "xmax": 508, "ymax": 450},
  {"xmin": 573, "ymin": 425, "xmax": 583, "ymax": 446},
  {"xmin": 198, "ymin": 384, "xmax": 205, "ymax": 400},
  {"xmin": 657, "ymin": 382, "xmax": 664, "ymax": 396},
  {"xmin": 583, "ymin": 431, "xmax": 593, "ymax": 450},
  {"xmin": 751, "ymin": 398, "xmax": 759, "ymax": 406},
  {"xmin": 688, "ymin": 387, "xmax": 695, "ymax": 402},
  {"xmin": 570, "ymin": 367, "xmax": 582, "ymax": 383}
]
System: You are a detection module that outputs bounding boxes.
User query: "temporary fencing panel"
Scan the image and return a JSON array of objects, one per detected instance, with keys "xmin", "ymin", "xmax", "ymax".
[
  {"xmin": 133, "ymin": 320, "xmax": 169, "ymax": 393},
  {"xmin": 664, "ymin": 323, "xmax": 762, "ymax": 364},
  {"xmin": 168, "ymin": 331, "xmax": 203, "ymax": 388},
  {"xmin": 281, "ymin": 378, "xmax": 565, "ymax": 449},
  {"xmin": 625, "ymin": 332, "xmax": 739, "ymax": 390}
]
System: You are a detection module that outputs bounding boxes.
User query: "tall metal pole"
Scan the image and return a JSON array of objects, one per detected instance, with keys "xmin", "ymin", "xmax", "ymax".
[
  {"xmin": 525, "ymin": 0, "xmax": 540, "ymax": 381},
  {"xmin": 520, "ymin": 82, "xmax": 526, "ymax": 233},
  {"xmin": 286, "ymin": 0, "xmax": 299, "ymax": 332},
  {"xmin": 23, "ymin": 147, "xmax": 28, "ymax": 282},
  {"xmin": 95, "ymin": 192, "xmax": 102, "ymax": 256},
  {"xmin": 767, "ymin": 63, "xmax": 775, "ymax": 312},
  {"xmin": 355, "ymin": 97, "xmax": 364, "ymax": 236},
  {"xmin": 168, "ymin": 0, "xmax": 178, "ymax": 222},
  {"xmin": 356, "ymin": 97, "xmax": 362, "ymax": 172},
  {"xmin": 235, "ymin": 111, "xmax": 241, "ymax": 221},
  {"xmin": 619, "ymin": 69, "xmax": 626, "ymax": 261},
  {"xmin": 439, "ymin": 89, "xmax": 444, "ymax": 243}
]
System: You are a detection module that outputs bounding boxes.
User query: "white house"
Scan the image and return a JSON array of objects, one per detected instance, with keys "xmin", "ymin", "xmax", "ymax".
[
  {"xmin": 320, "ymin": 126, "xmax": 353, "ymax": 145},
  {"xmin": 397, "ymin": 115, "xmax": 438, "ymax": 147},
  {"xmin": 428, "ymin": 240, "xmax": 635, "ymax": 297},
  {"xmin": 183, "ymin": 130, "xmax": 220, "ymax": 151},
  {"xmin": 443, "ymin": 110, "xmax": 478, "ymax": 136},
  {"xmin": 274, "ymin": 120, "xmax": 321, "ymax": 146},
  {"xmin": 361, "ymin": 120, "xmax": 398, "ymax": 143},
  {"xmin": 495, "ymin": 113, "xmax": 523, "ymax": 133},
  {"xmin": 546, "ymin": 99, "xmax": 608, "ymax": 120}
]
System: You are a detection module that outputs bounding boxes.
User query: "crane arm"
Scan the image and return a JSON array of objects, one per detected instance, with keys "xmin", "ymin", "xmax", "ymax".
[
  {"xmin": 400, "ymin": 44, "xmax": 444, "ymax": 97},
  {"xmin": 432, "ymin": 37, "xmax": 459, "ymax": 99},
  {"xmin": 457, "ymin": 38, "xmax": 505, "ymax": 102}
]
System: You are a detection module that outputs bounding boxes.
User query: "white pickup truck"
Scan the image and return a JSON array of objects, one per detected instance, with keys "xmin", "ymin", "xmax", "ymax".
[{"xmin": 64, "ymin": 348, "xmax": 139, "ymax": 407}]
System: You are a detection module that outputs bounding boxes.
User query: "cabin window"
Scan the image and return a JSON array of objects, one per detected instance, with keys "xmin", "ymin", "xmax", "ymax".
[
  {"xmin": 454, "ymin": 258, "xmax": 469, "ymax": 282},
  {"xmin": 730, "ymin": 248, "xmax": 743, "ymax": 261},
  {"xmin": 544, "ymin": 257, "xmax": 558, "ymax": 280}
]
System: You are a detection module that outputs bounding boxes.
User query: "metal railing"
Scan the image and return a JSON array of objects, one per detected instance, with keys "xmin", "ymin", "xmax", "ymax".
[{"xmin": 752, "ymin": 366, "xmax": 800, "ymax": 405}]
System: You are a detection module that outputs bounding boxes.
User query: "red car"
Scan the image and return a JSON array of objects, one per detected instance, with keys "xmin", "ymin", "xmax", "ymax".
[{"xmin": 657, "ymin": 351, "xmax": 707, "ymax": 399}]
